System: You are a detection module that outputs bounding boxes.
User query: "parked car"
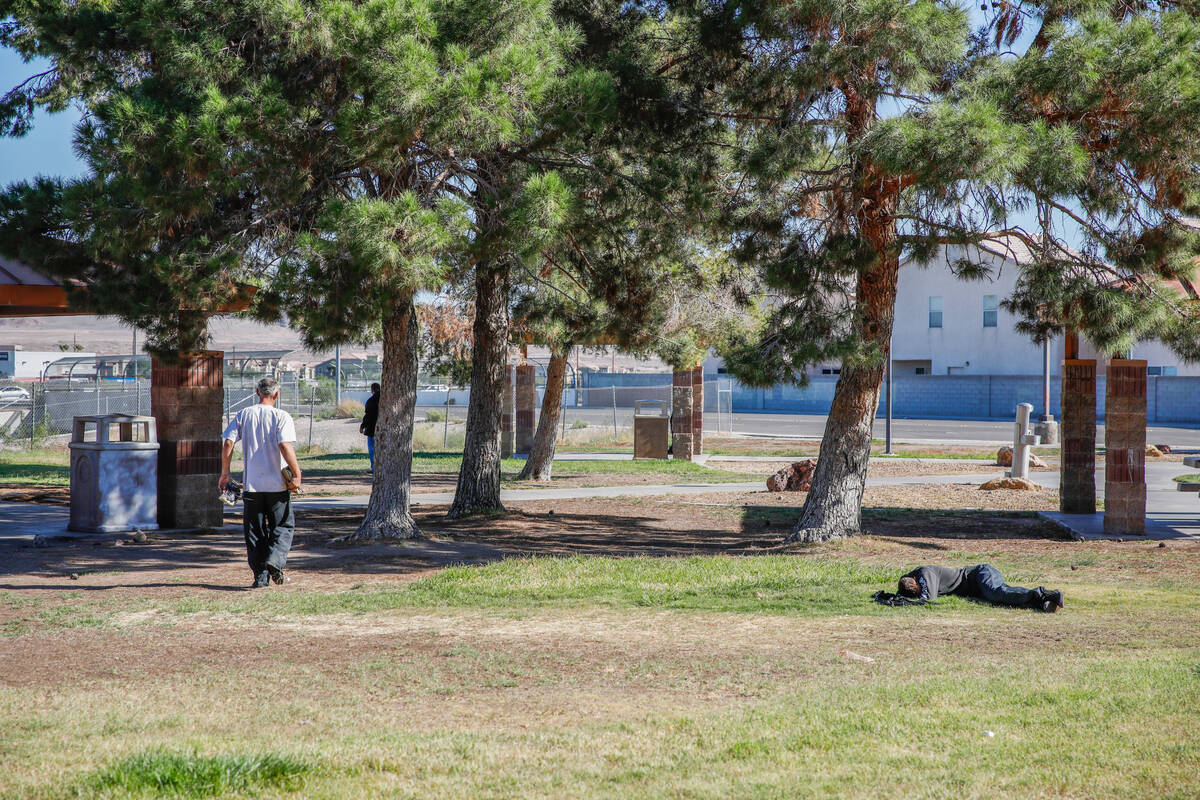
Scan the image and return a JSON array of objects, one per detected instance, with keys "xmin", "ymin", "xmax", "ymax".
[{"xmin": 0, "ymin": 385, "xmax": 31, "ymax": 402}]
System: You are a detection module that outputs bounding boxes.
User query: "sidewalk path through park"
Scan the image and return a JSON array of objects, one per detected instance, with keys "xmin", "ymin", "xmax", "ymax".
[{"xmin": 3, "ymin": 461, "xmax": 1196, "ymax": 541}]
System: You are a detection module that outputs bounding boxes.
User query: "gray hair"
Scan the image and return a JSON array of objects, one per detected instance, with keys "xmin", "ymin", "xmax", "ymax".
[{"xmin": 256, "ymin": 377, "xmax": 280, "ymax": 398}]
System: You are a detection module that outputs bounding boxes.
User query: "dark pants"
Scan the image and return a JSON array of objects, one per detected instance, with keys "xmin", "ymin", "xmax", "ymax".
[
  {"xmin": 964, "ymin": 564, "xmax": 1041, "ymax": 608},
  {"xmin": 243, "ymin": 491, "xmax": 294, "ymax": 576}
]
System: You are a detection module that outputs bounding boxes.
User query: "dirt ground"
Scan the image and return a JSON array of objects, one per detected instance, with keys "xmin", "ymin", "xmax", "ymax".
[
  {"xmin": 0, "ymin": 483, "xmax": 1096, "ymax": 600},
  {"xmin": 3, "ymin": 485, "xmax": 1197, "ymax": 697}
]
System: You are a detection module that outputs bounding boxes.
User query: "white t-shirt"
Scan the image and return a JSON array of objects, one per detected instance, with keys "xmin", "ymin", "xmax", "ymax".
[{"xmin": 222, "ymin": 403, "xmax": 297, "ymax": 493}]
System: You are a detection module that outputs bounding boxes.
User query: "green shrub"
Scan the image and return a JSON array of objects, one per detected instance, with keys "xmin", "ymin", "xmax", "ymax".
[
  {"xmin": 571, "ymin": 419, "xmax": 589, "ymax": 429},
  {"xmin": 425, "ymin": 409, "xmax": 445, "ymax": 422}
]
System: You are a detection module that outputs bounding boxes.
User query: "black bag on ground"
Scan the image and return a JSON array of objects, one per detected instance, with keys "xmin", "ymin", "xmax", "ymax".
[{"xmin": 873, "ymin": 590, "xmax": 933, "ymax": 607}]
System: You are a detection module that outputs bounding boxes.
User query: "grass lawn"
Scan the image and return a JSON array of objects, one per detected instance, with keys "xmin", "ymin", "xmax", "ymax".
[
  {"xmin": 299, "ymin": 451, "xmax": 754, "ymax": 486},
  {"xmin": 0, "ymin": 448, "xmax": 69, "ymax": 486},
  {"xmin": 2, "ymin": 536, "xmax": 1197, "ymax": 799},
  {"xmin": 0, "ymin": 448, "xmax": 755, "ymax": 495}
]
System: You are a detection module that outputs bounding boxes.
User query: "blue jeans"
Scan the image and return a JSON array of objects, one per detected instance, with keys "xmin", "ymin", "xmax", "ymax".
[
  {"xmin": 367, "ymin": 436, "xmax": 375, "ymax": 471},
  {"xmin": 965, "ymin": 564, "xmax": 1041, "ymax": 608}
]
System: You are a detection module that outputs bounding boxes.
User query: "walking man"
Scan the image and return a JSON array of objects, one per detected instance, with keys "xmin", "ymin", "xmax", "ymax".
[
  {"xmin": 360, "ymin": 382, "xmax": 380, "ymax": 472},
  {"xmin": 896, "ymin": 564, "xmax": 1064, "ymax": 612},
  {"xmin": 219, "ymin": 377, "xmax": 303, "ymax": 588}
]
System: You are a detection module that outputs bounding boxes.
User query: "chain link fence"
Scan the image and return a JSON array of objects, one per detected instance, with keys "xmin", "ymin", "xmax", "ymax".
[
  {"xmin": 411, "ymin": 379, "xmax": 735, "ymax": 448},
  {"xmin": 2, "ymin": 370, "xmax": 735, "ymax": 452}
]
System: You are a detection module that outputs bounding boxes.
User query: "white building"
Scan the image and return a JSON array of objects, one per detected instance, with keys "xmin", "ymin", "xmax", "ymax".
[
  {"xmin": 892, "ymin": 240, "xmax": 1199, "ymax": 376},
  {"xmin": 0, "ymin": 346, "xmax": 96, "ymax": 380},
  {"xmin": 704, "ymin": 238, "xmax": 1199, "ymax": 377}
]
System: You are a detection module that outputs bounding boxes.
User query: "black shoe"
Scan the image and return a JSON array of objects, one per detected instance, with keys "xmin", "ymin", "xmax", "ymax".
[
  {"xmin": 266, "ymin": 566, "xmax": 289, "ymax": 585},
  {"xmin": 250, "ymin": 571, "xmax": 270, "ymax": 589}
]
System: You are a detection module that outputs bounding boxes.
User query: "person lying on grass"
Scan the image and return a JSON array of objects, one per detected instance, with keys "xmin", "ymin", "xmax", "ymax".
[{"xmin": 897, "ymin": 564, "xmax": 1065, "ymax": 612}]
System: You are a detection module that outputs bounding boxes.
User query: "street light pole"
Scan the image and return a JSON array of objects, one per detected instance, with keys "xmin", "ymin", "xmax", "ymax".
[
  {"xmin": 335, "ymin": 344, "xmax": 342, "ymax": 407},
  {"xmin": 884, "ymin": 350, "xmax": 893, "ymax": 455}
]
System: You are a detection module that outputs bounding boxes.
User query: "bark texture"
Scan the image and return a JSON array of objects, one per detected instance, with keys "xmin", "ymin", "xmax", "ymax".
[
  {"xmin": 789, "ymin": 89, "xmax": 899, "ymax": 544},
  {"xmin": 339, "ymin": 292, "xmax": 420, "ymax": 541},
  {"xmin": 449, "ymin": 264, "xmax": 509, "ymax": 517},
  {"xmin": 517, "ymin": 348, "xmax": 568, "ymax": 481}
]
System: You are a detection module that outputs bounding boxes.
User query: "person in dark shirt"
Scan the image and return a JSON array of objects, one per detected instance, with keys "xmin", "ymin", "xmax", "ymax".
[
  {"xmin": 897, "ymin": 564, "xmax": 1064, "ymax": 612},
  {"xmin": 359, "ymin": 383, "xmax": 380, "ymax": 473}
]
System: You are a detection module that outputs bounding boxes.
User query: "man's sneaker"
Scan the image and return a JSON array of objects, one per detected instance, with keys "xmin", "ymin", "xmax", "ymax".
[
  {"xmin": 250, "ymin": 571, "xmax": 270, "ymax": 589},
  {"xmin": 266, "ymin": 566, "xmax": 289, "ymax": 585}
]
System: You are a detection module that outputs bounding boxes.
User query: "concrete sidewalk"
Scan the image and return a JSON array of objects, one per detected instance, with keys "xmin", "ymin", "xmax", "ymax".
[{"xmin": 5, "ymin": 461, "xmax": 1195, "ymax": 542}]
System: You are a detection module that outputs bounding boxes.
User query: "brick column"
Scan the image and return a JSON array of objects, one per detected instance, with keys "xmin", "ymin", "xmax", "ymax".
[
  {"xmin": 500, "ymin": 365, "xmax": 515, "ymax": 459},
  {"xmin": 1060, "ymin": 359, "xmax": 1097, "ymax": 514},
  {"xmin": 151, "ymin": 351, "xmax": 224, "ymax": 529},
  {"xmin": 691, "ymin": 366, "xmax": 704, "ymax": 457},
  {"xmin": 671, "ymin": 368, "xmax": 694, "ymax": 461},
  {"xmin": 514, "ymin": 363, "xmax": 536, "ymax": 454},
  {"xmin": 1104, "ymin": 359, "xmax": 1147, "ymax": 535}
]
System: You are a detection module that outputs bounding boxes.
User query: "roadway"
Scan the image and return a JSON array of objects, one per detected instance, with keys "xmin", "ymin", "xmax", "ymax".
[{"xmin": 417, "ymin": 405, "xmax": 1200, "ymax": 447}]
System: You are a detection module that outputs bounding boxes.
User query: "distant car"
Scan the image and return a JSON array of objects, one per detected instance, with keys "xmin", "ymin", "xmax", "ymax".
[
  {"xmin": 421, "ymin": 384, "xmax": 450, "ymax": 393},
  {"xmin": 0, "ymin": 385, "xmax": 31, "ymax": 401}
]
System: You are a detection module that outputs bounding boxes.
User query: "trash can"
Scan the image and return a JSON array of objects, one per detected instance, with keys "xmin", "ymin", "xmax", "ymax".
[
  {"xmin": 69, "ymin": 414, "xmax": 160, "ymax": 532},
  {"xmin": 633, "ymin": 400, "xmax": 669, "ymax": 459}
]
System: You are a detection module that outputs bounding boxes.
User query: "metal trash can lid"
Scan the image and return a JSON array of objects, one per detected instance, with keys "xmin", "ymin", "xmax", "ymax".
[
  {"xmin": 71, "ymin": 413, "xmax": 158, "ymax": 446},
  {"xmin": 633, "ymin": 400, "xmax": 668, "ymax": 418}
]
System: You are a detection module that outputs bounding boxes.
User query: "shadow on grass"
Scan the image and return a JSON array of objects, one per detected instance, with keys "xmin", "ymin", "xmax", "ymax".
[{"xmin": 735, "ymin": 504, "xmax": 1065, "ymax": 546}]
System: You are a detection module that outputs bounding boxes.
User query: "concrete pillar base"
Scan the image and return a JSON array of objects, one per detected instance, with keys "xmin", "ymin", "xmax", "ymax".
[
  {"xmin": 500, "ymin": 365, "xmax": 514, "ymax": 459},
  {"xmin": 514, "ymin": 364, "xmax": 536, "ymax": 454},
  {"xmin": 1104, "ymin": 359, "xmax": 1147, "ymax": 535},
  {"xmin": 671, "ymin": 369, "xmax": 695, "ymax": 461},
  {"xmin": 152, "ymin": 351, "xmax": 224, "ymax": 530},
  {"xmin": 1060, "ymin": 360, "xmax": 1097, "ymax": 515}
]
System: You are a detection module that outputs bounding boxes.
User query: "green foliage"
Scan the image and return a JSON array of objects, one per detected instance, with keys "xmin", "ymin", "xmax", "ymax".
[{"xmin": 85, "ymin": 749, "xmax": 311, "ymax": 797}]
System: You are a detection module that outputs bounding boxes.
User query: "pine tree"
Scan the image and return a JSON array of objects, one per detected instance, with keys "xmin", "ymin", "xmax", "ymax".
[
  {"xmin": 703, "ymin": 0, "xmax": 1200, "ymax": 542},
  {"xmin": 0, "ymin": 0, "xmax": 591, "ymax": 540},
  {"xmin": 446, "ymin": 0, "xmax": 719, "ymax": 514}
]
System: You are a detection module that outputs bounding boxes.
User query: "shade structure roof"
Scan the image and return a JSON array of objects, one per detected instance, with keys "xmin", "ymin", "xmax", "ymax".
[{"xmin": 0, "ymin": 256, "xmax": 256, "ymax": 317}]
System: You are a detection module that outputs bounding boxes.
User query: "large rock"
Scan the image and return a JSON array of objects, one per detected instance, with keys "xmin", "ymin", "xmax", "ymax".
[
  {"xmin": 996, "ymin": 446, "xmax": 1046, "ymax": 468},
  {"xmin": 979, "ymin": 476, "xmax": 1039, "ymax": 491},
  {"xmin": 766, "ymin": 460, "xmax": 816, "ymax": 492}
]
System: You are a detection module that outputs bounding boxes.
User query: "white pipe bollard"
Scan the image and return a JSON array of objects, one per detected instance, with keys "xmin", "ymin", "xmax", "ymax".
[{"xmin": 1006, "ymin": 402, "xmax": 1042, "ymax": 479}]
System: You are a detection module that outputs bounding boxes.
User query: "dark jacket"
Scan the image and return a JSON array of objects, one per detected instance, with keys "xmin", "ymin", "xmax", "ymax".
[
  {"xmin": 903, "ymin": 565, "xmax": 966, "ymax": 601},
  {"xmin": 361, "ymin": 393, "xmax": 379, "ymax": 437}
]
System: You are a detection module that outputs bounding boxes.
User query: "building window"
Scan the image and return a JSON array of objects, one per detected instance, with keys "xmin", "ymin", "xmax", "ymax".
[
  {"xmin": 820, "ymin": 367, "xmax": 841, "ymax": 375},
  {"xmin": 1147, "ymin": 366, "xmax": 1178, "ymax": 376},
  {"xmin": 914, "ymin": 367, "xmax": 926, "ymax": 375},
  {"xmin": 928, "ymin": 296, "xmax": 943, "ymax": 328},
  {"xmin": 982, "ymin": 295, "xmax": 998, "ymax": 328}
]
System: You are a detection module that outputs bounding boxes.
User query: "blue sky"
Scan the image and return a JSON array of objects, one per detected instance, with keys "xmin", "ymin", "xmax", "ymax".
[{"xmin": 0, "ymin": 51, "xmax": 86, "ymax": 186}]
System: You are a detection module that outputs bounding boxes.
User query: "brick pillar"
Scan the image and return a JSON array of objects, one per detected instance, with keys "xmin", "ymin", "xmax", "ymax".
[
  {"xmin": 151, "ymin": 351, "xmax": 224, "ymax": 529},
  {"xmin": 514, "ymin": 363, "xmax": 536, "ymax": 454},
  {"xmin": 500, "ymin": 365, "xmax": 515, "ymax": 459},
  {"xmin": 671, "ymin": 369, "xmax": 694, "ymax": 461},
  {"xmin": 1060, "ymin": 359, "xmax": 1097, "ymax": 514},
  {"xmin": 1104, "ymin": 359, "xmax": 1147, "ymax": 535},
  {"xmin": 691, "ymin": 365, "xmax": 704, "ymax": 456}
]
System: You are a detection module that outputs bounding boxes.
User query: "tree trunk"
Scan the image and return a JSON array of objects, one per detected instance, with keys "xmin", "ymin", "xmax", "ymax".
[
  {"xmin": 449, "ymin": 263, "xmax": 509, "ymax": 517},
  {"xmin": 337, "ymin": 292, "xmax": 420, "ymax": 541},
  {"xmin": 789, "ymin": 89, "xmax": 899, "ymax": 544},
  {"xmin": 517, "ymin": 347, "xmax": 568, "ymax": 481}
]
